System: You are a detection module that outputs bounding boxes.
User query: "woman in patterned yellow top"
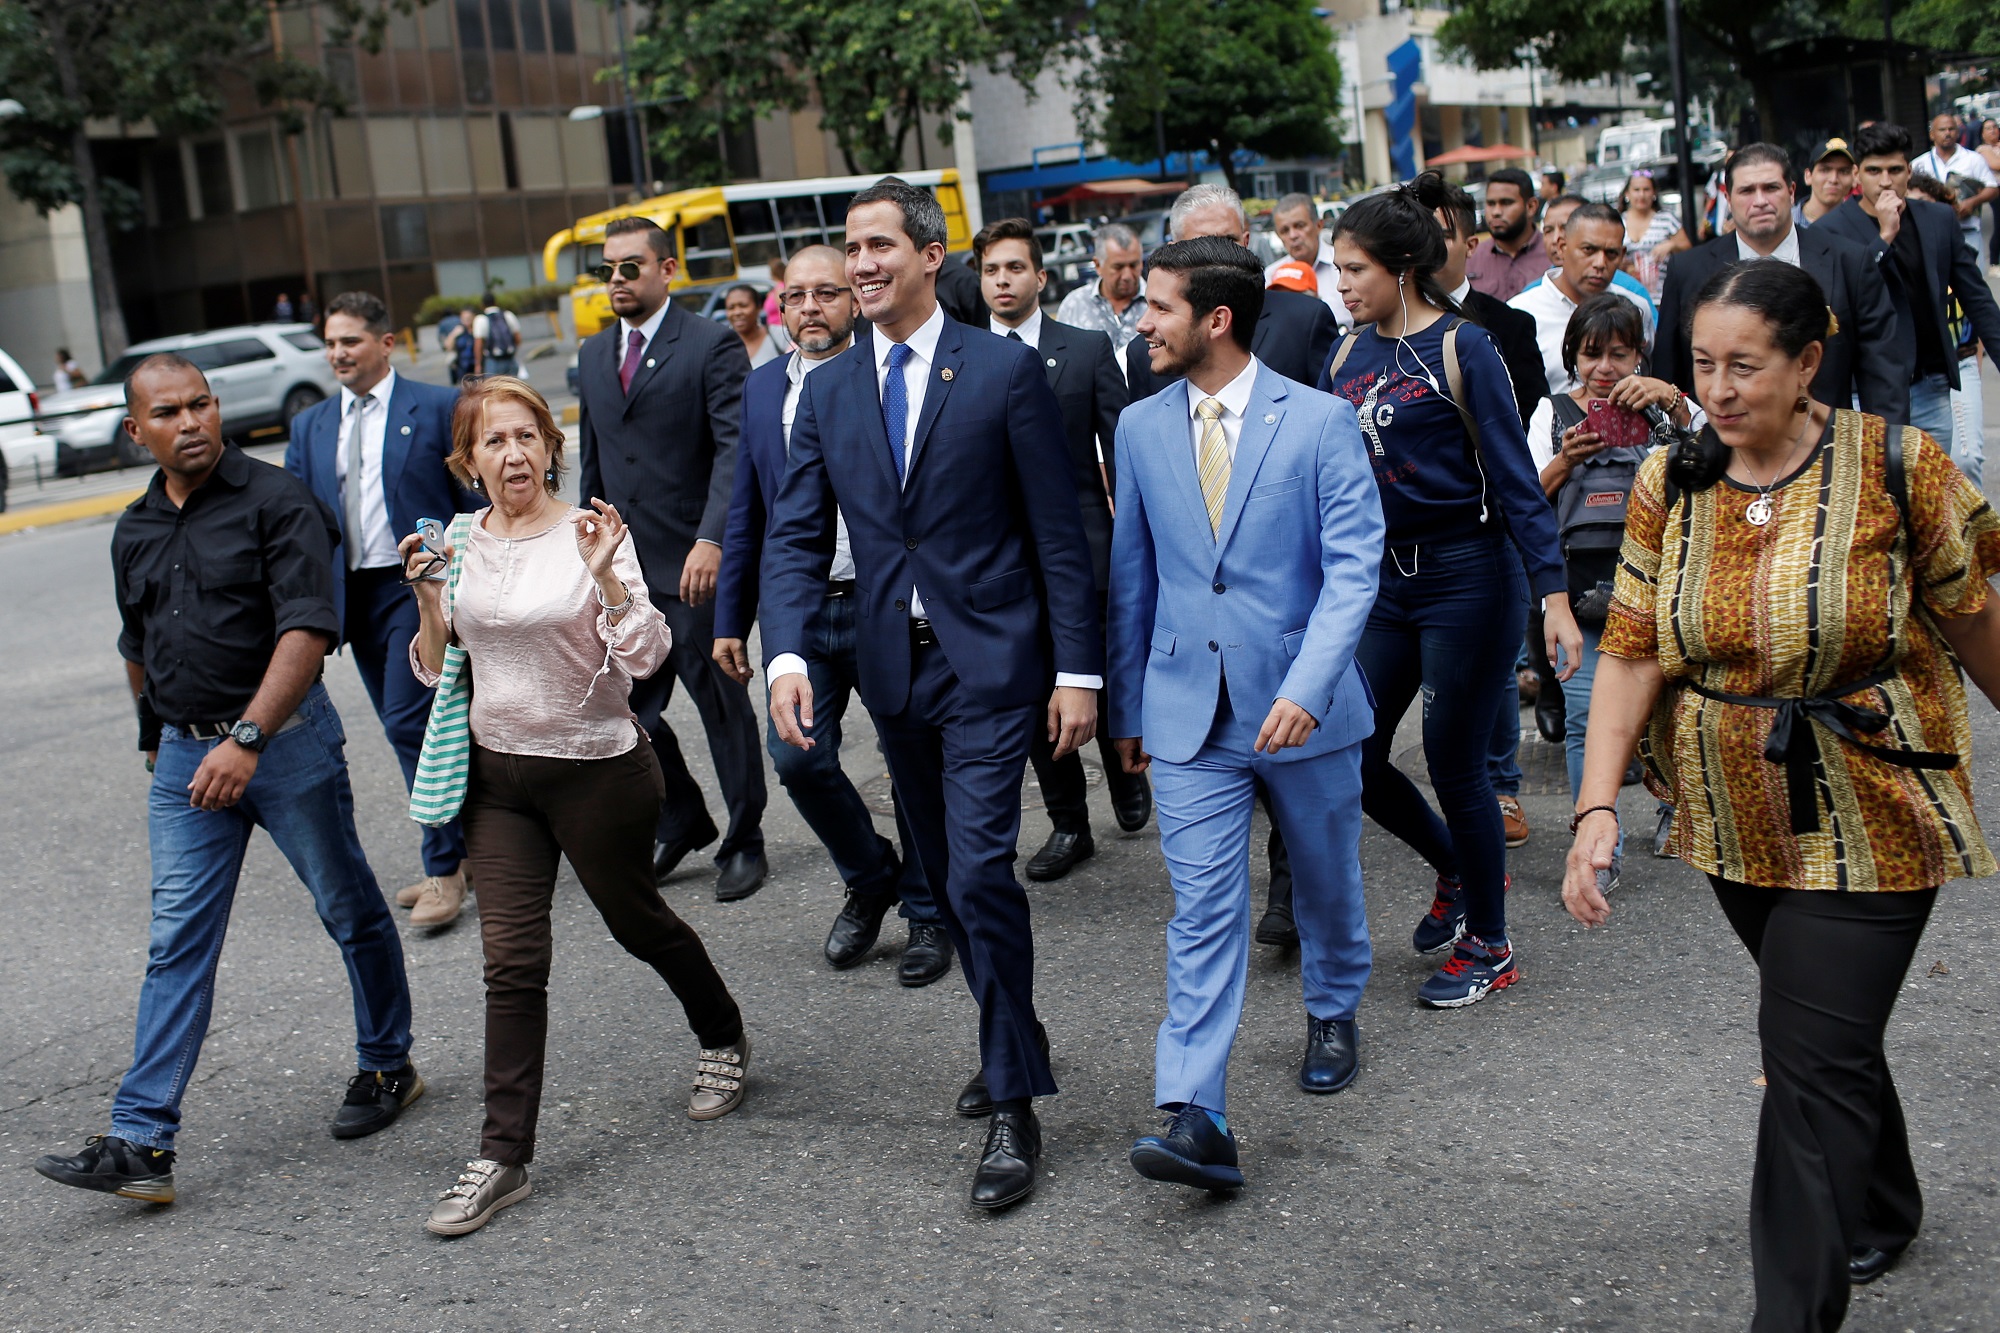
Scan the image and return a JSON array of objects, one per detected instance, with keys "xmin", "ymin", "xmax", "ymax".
[{"xmin": 1560, "ymin": 260, "xmax": 2000, "ymax": 1331}]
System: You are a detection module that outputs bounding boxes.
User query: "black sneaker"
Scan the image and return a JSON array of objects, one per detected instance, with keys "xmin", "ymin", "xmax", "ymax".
[
  {"xmin": 330, "ymin": 1062, "xmax": 425, "ymax": 1140},
  {"xmin": 34, "ymin": 1135, "xmax": 176, "ymax": 1203}
]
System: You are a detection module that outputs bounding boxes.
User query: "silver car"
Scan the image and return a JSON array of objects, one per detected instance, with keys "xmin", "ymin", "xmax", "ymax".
[{"xmin": 41, "ymin": 324, "xmax": 335, "ymax": 475}]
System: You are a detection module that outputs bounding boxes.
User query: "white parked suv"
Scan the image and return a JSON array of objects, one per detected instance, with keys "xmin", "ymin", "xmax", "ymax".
[
  {"xmin": 0, "ymin": 344, "xmax": 48, "ymax": 511},
  {"xmin": 39, "ymin": 323, "xmax": 335, "ymax": 476}
]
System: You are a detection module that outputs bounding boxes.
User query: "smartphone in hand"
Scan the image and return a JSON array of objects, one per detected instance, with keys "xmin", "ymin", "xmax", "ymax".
[
  {"xmin": 417, "ymin": 517, "xmax": 446, "ymax": 553},
  {"xmin": 1585, "ymin": 399, "xmax": 1650, "ymax": 450}
]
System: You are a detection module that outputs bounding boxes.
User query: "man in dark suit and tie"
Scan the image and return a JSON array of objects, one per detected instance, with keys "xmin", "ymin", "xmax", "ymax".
[
  {"xmin": 1124, "ymin": 184, "xmax": 1339, "ymax": 395},
  {"xmin": 1815, "ymin": 121, "xmax": 2000, "ymax": 469},
  {"xmin": 285, "ymin": 290, "xmax": 476, "ymax": 928},
  {"xmin": 975, "ymin": 216, "xmax": 1153, "ymax": 883},
  {"xmin": 762, "ymin": 180, "xmax": 1102, "ymax": 1210},
  {"xmin": 711, "ymin": 244, "xmax": 953, "ymax": 988},
  {"xmin": 1653, "ymin": 142, "xmax": 1907, "ymax": 424},
  {"xmin": 576, "ymin": 216, "xmax": 768, "ymax": 902}
]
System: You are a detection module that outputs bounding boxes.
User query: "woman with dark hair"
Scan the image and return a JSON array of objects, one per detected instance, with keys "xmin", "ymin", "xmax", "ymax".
[
  {"xmin": 724, "ymin": 283, "xmax": 780, "ymax": 367},
  {"xmin": 1564, "ymin": 259, "xmax": 2000, "ymax": 1328},
  {"xmin": 1322, "ymin": 172, "xmax": 1582, "ymax": 1008},
  {"xmin": 404, "ymin": 376, "xmax": 750, "ymax": 1236},
  {"xmin": 1617, "ymin": 170, "xmax": 1688, "ymax": 302},
  {"xmin": 1524, "ymin": 294, "xmax": 1695, "ymax": 888}
]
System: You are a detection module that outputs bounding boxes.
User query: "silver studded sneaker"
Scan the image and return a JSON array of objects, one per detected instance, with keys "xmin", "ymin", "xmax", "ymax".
[
  {"xmin": 688, "ymin": 1034, "xmax": 750, "ymax": 1121},
  {"xmin": 425, "ymin": 1158, "xmax": 530, "ymax": 1236}
]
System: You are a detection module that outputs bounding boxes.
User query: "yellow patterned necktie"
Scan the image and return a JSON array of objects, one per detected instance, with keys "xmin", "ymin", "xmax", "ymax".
[{"xmin": 1195, "ymin": 397, "xmax": 1229, "ymax": 534}]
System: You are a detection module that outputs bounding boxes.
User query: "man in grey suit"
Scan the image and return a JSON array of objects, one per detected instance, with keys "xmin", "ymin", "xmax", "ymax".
[{"xmin": 576, "ymin": 216, "xmax": 768, "ymax": 900}]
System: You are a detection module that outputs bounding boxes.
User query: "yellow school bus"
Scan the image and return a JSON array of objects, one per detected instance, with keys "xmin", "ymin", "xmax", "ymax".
[{"xmin": 543, "ymin": 169, "xmax": 973, "ymax": 339}]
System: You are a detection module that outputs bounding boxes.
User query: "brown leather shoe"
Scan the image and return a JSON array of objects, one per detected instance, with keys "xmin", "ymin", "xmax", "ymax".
[
  {"xmin": 1498, "ymin": 795, "xmax": 1529, "ymax": 849},
  {"xmin": 688, "ymin": 1035, "xmax": 749, "ymax": 1121},
  {"xmin": 409, "ymin": 871, "xmax": 466, "ymax": 928}
]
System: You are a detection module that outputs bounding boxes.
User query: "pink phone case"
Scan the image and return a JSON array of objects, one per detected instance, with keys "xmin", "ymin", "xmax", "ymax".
[{"xmin": 1585, "ymin": 399, "xmax": 1650, "ymax": 450}]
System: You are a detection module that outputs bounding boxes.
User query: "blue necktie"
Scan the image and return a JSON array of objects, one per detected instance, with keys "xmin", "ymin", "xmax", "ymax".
[{"xmin": 882, "ymin": 341, "xmax": 913, "ymax": 482}]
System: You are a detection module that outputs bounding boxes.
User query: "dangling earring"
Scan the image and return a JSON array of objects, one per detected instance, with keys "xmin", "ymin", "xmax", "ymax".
[
  {"xmin": 545, "ymin": 469, "xmax": 555, "ymax": 482},
  {"xmin": 470, "ymin": 475, "xmax": 483, "ymax": 491},
  {"xmin": 1793, "ymin": 394, "xmax": 1810, "ymax": 414}
]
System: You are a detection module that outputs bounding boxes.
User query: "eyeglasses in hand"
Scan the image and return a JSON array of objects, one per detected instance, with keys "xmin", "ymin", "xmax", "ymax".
[{"xmin": 777, "ymin": 286, "xmax": 852, "ymax": 310}]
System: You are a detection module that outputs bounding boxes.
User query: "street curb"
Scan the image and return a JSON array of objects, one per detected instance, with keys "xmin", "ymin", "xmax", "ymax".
[{"xmin": 0, "ymin": 488, "xmax": 143, "ymax": 536}]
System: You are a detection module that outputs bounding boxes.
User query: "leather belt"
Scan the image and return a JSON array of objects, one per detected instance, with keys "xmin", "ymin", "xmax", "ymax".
[
  {"xmin": 826, "ymin": 579, "xmax": 856, "ymax": 597},
  {"xmin": 909, "ymin": 618, "xmax": 938, "ymax": 648},
  {"xmin": 1686, "ymin": 668, "xmax": 1957, "ymax": 835},
  {"xmin": 177, "ymin": 712, "xmax": 307, "ymax": 741}
]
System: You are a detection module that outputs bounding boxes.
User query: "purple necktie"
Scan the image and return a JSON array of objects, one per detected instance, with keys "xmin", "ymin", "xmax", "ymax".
[{"xmin": 620, "ymin": 328, "xmax": 646, "ymax": 394}]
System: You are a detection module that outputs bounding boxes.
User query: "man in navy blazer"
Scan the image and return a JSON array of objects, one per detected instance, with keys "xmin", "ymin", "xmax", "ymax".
[
  {"xmin": 285, "ymin": 290, "xmax": 476, "ymax": 926},
  {"xmin": 1815, "ymin": 121, "xmax": 2000, "ymax": 469},
  {"xmin": 761, "ymin": 180, "xmax": 1102, "ymax": 1211},
  {"xmin": 1107, "ymin": 239, "xmax": 1382, "ymax": 1192},
  {"xmin": 711, "ymin": 244, "xmax": 950, "ymax": 987}
]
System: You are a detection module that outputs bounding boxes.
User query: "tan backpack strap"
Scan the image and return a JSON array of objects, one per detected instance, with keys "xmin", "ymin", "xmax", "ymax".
[
  {"xmin": 1325, "ymin": 331, "xmax": 1360, "ymax": 385},
  {"xmin": 1440, "ymin": 321, "xmax": 1482, "ymax": 455}
]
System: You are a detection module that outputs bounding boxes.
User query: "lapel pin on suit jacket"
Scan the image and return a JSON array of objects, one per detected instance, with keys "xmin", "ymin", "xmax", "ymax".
[{"xmin": 940, "ymin": 367, "xmax": 954, "ymax": 381}]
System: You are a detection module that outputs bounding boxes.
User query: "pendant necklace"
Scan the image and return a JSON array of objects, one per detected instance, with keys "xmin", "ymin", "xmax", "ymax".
[{"xmin": 1742, "ymin": 412, "xmax": 1816, "ymax": 527}]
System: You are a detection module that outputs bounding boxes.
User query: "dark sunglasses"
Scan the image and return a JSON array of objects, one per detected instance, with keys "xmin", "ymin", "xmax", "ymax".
[
  {"xmin": 777, "ymin": 285, "xmax": 852, "ymax": 310},
  {"xmin": 591, "ymin": 260, "xmax": 649, "ymax": 283}
]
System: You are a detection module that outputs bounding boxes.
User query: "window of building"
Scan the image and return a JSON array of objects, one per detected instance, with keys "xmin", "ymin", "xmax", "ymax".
[
  {"xmin": 328, "ymin": 118, "xmax": 373, "ymax": 199},
  {"xmin": 238, "ymin": 129, "xmax": 285, "ymax": 210},
  {"xmin": 723, "ymin": 122, "xmax": 760, "ymax": 180},
  {"xmin": 546, "ymin": 0, "xmax": 575, "ymax": 53},
  {"xmin": 517, "ymin": 0, "xmax": 547, "ymax": 53},
  {"xmin": 467, "ymin": 115, "xmax": 508, "ymax": 192},
  {"xmin": 381, "ymin": 203, "xmax": 431, "ymax": 261},
  {"xmin": 388, "ymin": 8, "xmax": 422, "ymax": 49},
  {"xmin": 420, "ymin": 118, "xmax": 474, "ymax": 194},
  {"xmin": 485, "ymin": 0, "xmax": 516, "ymax": 50},
  {"xmin": 425, "ymin": 0, "xmax": 455, "ymax": 49},
  {"xmin": 455, "ymin": 0, "xmax": 484, "ymax": 46},
  {"xmin": 509, "ymin": 114, "xmax": 563, "ymax": 191},
  {"xmin": 193, "ymin": 139, "xmax": 234, "ymax": 216},
  {"xmin": 149, "ymin": 145, "xmax": 189, "ymax": 224},
  {"xmin": 428, "ymin": 199, "xmax": 481, "ymax": 260},
  {"xmin": 462, "ymin": 50, "xmax": 492, "ymax": 104},
  {"xmin": 324, "ymin": 48, "xmax": 360, "ymax": 105},
  {"xmin": 558, "ymin": 115, "xmax": 608, "ymax": 189},
  {"xmin": 366, "ymin": 117, "xmax": 425, "ymax": 197}
]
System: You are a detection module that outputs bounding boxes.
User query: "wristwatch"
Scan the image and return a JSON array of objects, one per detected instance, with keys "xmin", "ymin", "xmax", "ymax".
[{"xmin": 227, "ymin": 720, "xmax": 269, "ymax": 754}]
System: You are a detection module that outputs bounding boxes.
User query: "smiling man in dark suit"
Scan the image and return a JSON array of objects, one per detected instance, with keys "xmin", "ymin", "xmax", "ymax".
[
  {"xmin": 1653, "ymin": 143, "xmax": 1907, "ymax": 424},
  {"xmin": 976, "ymin": 216, "xmax": 1153, "ymax": 883},
  {"xmin": 576, "ymin": 216, "xmax": 768, "ymax": 902},
  {"xmin": 761, "ymin": 179, "xmax": 1102, "ymax": 1210},
  {"xmin": 1125, "ymin": 184, "xmax": 1339, "ymax": 395},
  {"xmin": 285, "ymin": 290, "xmax": 478, "ymax": 928}
]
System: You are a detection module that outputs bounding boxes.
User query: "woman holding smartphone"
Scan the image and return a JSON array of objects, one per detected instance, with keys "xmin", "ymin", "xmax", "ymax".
[
  {"xmin": 1525, "ymin": 295, "xmax": 1695, "ymax": 889},
  {"xmin": 1323, "ymin": 174, "xmax": 1582, "ymax": 1008}
]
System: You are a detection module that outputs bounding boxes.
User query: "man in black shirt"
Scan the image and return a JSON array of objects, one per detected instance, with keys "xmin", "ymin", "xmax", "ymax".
[{"xmin": 34, "ymin": 355, "xmax": 419, "ymax": 1208}]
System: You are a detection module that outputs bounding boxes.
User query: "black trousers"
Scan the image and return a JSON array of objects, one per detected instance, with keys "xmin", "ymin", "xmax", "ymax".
[
  {"xmin": 628, "ymin": 592, "xmax": 768, "ymax": 861},
  {"xmin": 1710, "ymin": 876, "xmax": 1936, "ymax": 1333}
]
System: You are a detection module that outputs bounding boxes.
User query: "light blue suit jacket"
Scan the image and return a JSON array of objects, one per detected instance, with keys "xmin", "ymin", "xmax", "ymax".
[{"xmin": 1106, "ymin": 362, "xmax": 1383, "ymax": 766}]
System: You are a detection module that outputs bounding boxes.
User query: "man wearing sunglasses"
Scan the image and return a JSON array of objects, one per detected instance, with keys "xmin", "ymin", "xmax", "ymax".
[
  {"xmin": 576, "ymin": 216, "xmax": 768, "ymax": 903},
  {"xmin": 712, "ymin": 244, "xmax": 953, "ymax": 986}
]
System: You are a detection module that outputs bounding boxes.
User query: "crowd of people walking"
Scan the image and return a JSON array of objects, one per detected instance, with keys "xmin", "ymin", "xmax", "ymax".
[{"xmin": 29, "ymin": 113, "xmax": 2000, "ymax": 1331}]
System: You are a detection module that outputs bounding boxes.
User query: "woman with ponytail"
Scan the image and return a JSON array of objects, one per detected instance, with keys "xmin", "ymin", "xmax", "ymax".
[{"xmin": 1320, "ymin": 172, "xmax": 1581, "ymax": 1009}]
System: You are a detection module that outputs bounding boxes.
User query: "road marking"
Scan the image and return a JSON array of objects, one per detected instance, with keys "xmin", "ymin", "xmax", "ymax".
[{"xmin": 0, "ymin": 488, "xmax": 145, "ymax": 535}]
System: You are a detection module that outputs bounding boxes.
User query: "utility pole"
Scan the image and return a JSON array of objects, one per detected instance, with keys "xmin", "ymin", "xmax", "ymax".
[
  {"xmin": 612, "ymin": 0, "xmax": 646, "ymax": 196},
  {"xmin": 1664, "ymin": 0, "xmax": 1698, "ymax": 235},
  {"xmin": 268, "ymin": 0, "xmax": 317, "ymax": 319}
]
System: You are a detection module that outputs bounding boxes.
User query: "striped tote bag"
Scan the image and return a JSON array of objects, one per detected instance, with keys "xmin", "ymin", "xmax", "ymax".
[{"xmin": 409, "ymin": 512, "xmax": 477, "ymax": 827}]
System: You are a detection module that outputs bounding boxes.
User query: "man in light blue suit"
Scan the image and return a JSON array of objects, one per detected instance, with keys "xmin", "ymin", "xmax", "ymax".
[{"xmin": 1106, "ymin": 237, "xmax": 1383, "ymax": 1192}]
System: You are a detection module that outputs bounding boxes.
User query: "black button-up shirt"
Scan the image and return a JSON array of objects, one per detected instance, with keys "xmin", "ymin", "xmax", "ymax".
[{"xmin": 113, "ymin": 445, "xmax": 340, "ymax": 730}]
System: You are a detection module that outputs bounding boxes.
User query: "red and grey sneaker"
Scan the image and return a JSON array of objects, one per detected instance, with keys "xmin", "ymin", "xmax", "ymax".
[
  {"xmin": 1418, "ymin": 934, "xmax": 1520, "ymax": 1008},
  {"xmin": 1412, "ymin": 875, "xmax": 1466, "ymax": 954}
]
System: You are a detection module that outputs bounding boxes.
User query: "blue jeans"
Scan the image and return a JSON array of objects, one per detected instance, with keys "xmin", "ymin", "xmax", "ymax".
[
  {"xmin": 1908, "ymin": 372, "xmax": 1955, "ymax": 461},
  {"xmin": 1358, "ymin": 535, "xmax": 1529, "ymax": 942},
  {"xmin": 1486, "ymin": 546, "xmax": 1528, "ymax": 797},
  {"xmin": 112, "ymin": 683, "xmax": 412, "ymax": 1150},
  {"xmin": 1951, "ymin": 355, "xmax": 1985, "ymax": 489},
  {"xmin": 764, "ymin": 589, "xmax": 939, "ymax": 923},
  {"xmin": 1559, "ymin": 621, "xmax": 1626, "ymax": 860}
]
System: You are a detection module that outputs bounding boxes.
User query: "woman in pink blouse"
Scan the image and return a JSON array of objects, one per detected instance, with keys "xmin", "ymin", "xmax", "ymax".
[{"xmin": 400, "ymin": 376, "xmax": 748, "ymax": 1237}]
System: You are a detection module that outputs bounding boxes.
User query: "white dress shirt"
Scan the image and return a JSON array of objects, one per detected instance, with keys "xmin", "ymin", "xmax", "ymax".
[
  {"xmin": 334, "ymin": 368, "xmax": 402, "ymax": 569},
  {"xmin": 1187, "ymin": 356, "xmax": 1260, "ymax": 466},
  {"xmin": 770, "ymin": 301, "xmax": 1101, "ymax": 690},
  {"xmin": 1911, "ymin": 146, "xmax": 1998, "ymax": 242},
  {"xmin": 989, "ymin": 306, "xmax": 1045, "ymax": 349},
  {"xmin": 617, "ymin": 301, "xmax": 669, "ymax": 372},
  {"xmin": 1737, "ymin": 224, "xmax": 1803, "ymax": 268},
  {"xmin": 1509, "ymin": 278, "xmax": 1656, "ymax": 394},
  {"xmin": 782, "ymin": 349, "xmax": 854, "ymax": 582}
]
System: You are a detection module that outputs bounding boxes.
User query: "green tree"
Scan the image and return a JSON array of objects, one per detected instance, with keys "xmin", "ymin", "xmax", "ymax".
[
  {"xmin": 1074, "ymin": 0, "xmax": 1344, "ymax": 197},
  {"xmin": 0, "ymin": 0, "xmax": 401, "ymax": 358},
  {"xmin": 626, "ymin": 0, "xmax": 1077, "ymax": 184}
]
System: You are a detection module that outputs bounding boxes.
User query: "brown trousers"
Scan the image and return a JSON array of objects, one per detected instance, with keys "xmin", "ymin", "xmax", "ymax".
[{"xmin": 462, "ymin": 739, "xmax": 742, "ymax": 1165}]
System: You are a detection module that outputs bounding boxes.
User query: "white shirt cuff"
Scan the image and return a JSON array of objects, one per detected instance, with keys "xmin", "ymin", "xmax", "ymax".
[
  {"xmin": 768, "ymin": 653, "xmax": 809, "ymax": 683},
  {"xmin": 1054, "ymin": 673, "xmax": 1104, "ymax": 691}
]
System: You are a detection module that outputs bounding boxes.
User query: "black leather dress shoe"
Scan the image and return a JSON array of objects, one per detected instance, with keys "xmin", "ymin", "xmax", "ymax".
[
  {"xmin": 715, "ymin": 850, "xmax": 768, "ymax": 902},
  {"xmin": 824, "ymin": 892, "xmax": 895, "ymax": 969},
  {"xmin": 1849, "ymin": 1242, "xmax": 1908, "ymax": 1285},
  {"xmin": 956, "ymin": 1025, "xmax": 1051, "ymax": 1118},
  {"xmin": 898, "ymin": 923, "xmax": 954, "ymax": 987},
  {"xmin": 1534, "ymin": 691, "xmax": 1566, "ymax": 745},
  {"xmin": 969, "ymin": 1109, "xmax": 1041, "ymax": 1210},
  {"xmin": 1109, "ymin": 770, "xmax": 1153, "ymax": 833},
  {"xmin": 1025, "ymin": 828, "xmax": 1094, "ymax": 882},
  {"xmin": 1130, "ymin": 1106, "xmax": 1243, "ymax": 1191},
  {"xmin": 654, "ymin": 820, "xmax": 719, "ymax": 884},
  {"xmin": 1254, "ymin": 902, "xmax": 1299, "ymax": 948},
  {"xmin": 1298, "ymin": 1016, "xmax": 1358, "ymax": 1094}
]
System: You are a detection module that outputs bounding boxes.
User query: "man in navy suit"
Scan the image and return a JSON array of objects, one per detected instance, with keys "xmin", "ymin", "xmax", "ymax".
[
  {"xmin": 975, "ymin": 216, "xmax": 1153, "ymax": 884},
  {"xmin": 1108, "ymin": 238, "xmax": 1382, "ymax": 1191},
  {"xmin": 711, "ymin": 243, "xmax": 952, "ymax": 987},
  {"xmin": 1816, "ymin": 121, "xmax": 2000, "ymax": 469},
  {"xmin": 761, "ymin": 180, "xmax": 1102, "ymax": 1210},
  {"xmin": 285, "ymin": 290, "xmax": 475, "ymax": 927}
]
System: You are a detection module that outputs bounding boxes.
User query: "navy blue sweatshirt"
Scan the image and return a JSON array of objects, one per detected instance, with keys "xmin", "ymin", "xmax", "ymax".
[{"xmin": 1320, "ymin": 317, "xmax": 1566, "ymax": 598}]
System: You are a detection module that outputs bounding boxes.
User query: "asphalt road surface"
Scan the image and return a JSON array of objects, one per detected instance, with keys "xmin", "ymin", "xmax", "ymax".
[{"xmin": 3, "ymin": 392, "xmax": 1998, "ymax": 1332}]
